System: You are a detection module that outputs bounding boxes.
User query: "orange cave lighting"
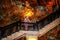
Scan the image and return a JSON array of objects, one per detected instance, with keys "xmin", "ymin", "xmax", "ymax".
[{"xmin": 24, "ymin": 9, "xmax": 34, "ymax": 17}]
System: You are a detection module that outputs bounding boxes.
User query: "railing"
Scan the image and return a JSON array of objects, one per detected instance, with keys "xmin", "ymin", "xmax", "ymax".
[{"xmin": 0, "ymin": 9, "xmax": 60, "ymax": 39}]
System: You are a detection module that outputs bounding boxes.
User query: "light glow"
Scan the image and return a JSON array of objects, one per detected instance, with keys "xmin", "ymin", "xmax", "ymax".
[
  {"xmin": 26, "ymin": 36, "xmax": 37, "ymax": 40},
  {"xmin": 24, "ymin": 9, "xmax": 34, "ymax": 17}
]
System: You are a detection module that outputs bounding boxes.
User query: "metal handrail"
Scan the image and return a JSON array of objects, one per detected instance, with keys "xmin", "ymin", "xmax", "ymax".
[{"xmin": 0, "ymin": 9, "xmax": 60, "ymax": 39}]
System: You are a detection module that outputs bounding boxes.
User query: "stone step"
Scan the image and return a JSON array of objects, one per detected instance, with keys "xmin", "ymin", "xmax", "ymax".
[
  {"xmin": 1, "ymin": 17, "xmax": 60, "ymax": 40},
  {"xmin": 1, "ymin": 38, "xmax": 7, "ymax": 40}
]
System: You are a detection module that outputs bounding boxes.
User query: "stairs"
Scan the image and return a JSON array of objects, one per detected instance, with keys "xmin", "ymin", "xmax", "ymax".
[
  {"xmin": 1, "ymin": 17, "xmax": 60, "ymax": 40},
  {"xmin": 38, "ymin": 17, "xmax": 60, "ymax": 37}
]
